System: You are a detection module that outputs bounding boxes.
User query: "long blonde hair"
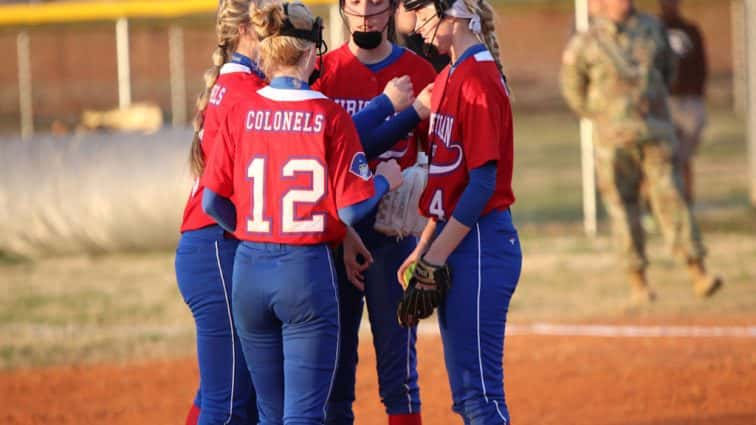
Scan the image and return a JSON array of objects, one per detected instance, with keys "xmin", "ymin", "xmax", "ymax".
[
  {"xmin": 190, "ymin": 0, "xmax": 255, "ymax": 177},
  {"xmin": 461, "ymin": 0, "xmax": 504, "ymax": 76},
  {"xmin": 252, "ymin": 1, "xmax": 317, "ymax": 77}
]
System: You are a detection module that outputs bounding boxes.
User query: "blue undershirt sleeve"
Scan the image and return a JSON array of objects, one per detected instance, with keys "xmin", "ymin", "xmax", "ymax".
[
  {"xmin": 362, "ymin": 107, "xmax": 421, "ymax": 160},
  {"xmin": 351, "ymin": 94, "xmax": 422, "ymax": 160},
  {"xmin": 202, "ymin": 188, "xmax": 237, "ymax": 233},
  {"xmin": 353, "ymin": 94, "xmax": 394, "ymax": 137},
  {"xmin": 450, "ymin": 162, "xmax": 497, "ymax": 228},
  {"xmin": 338, "ymin": 175, "xmax": 390, "ymax": 226}
]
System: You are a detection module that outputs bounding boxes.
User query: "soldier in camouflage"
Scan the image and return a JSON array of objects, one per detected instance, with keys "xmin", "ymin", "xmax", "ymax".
[{"xmin": 560, "ymin": 0, "xmax": 722, "ymax": 303}]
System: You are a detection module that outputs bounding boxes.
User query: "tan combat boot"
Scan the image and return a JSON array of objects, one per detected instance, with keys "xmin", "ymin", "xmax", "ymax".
[
  {"xmin": 628, "ymin": 269, "xmax": 656, "ymax": 304},
  {"xmin": 687, "ymin": 260, "xmax": 723, "ymax": 298}
]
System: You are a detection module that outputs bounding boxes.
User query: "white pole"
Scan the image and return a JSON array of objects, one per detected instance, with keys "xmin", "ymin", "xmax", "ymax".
[
  {"xmin": 575, "ymin": 0, "xmax": 597, "ymax": 237},
  {"xmin": 746, "ymin": 0, "xmax": 756, "ymax": 206},
  {"xmin": 169, "ymin": 25, "xmax": 187, "ymax": 126},
  {"xmin": 17, "ymin": 31, "xmax": 33, "ymax": 140},
  {"xmin": 115, "ymin": 17, "xmax": 132, "ymax": 109},
  {"xmin": 328, "ymin": 4, "xmax": 346, "ymax": 50}
]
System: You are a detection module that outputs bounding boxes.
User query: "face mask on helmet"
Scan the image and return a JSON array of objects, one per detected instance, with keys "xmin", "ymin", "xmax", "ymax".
[{"xmin": 341, "ymin": 0, "xmax": 395, "ymax": 50}]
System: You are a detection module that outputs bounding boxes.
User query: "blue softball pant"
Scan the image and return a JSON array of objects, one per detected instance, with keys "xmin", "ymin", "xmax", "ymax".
[
  {"xmin": 175, "ymin": 225, "xmax": 258, "ymax": 425},
  {"xmin": 326, "ymin": 221, "xmax": 420, "ymax": 424},
  {"xmin": 232, "ymin": 241, "xmax": 341, "ymax": 425},
  {"xmin": 437, "ymin": 209, "xmax": 522, "ymax": 425}
]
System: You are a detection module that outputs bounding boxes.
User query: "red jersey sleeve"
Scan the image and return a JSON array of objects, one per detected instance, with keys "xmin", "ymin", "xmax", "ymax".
[
  {"xmin": 200, "ymin": 107, "xmax": 238, "ymax": 198},
  {"xmin": 327, "ymin": 107, "xmax": 375, "ymax": 209},
  {"xmin": 459, "ymin": 77, "xmax": 508, "ymax": 170}
]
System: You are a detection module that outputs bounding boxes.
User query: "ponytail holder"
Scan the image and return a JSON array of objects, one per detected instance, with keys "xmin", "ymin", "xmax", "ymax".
[{"xmin": 469, "ymin": 14, "xmax": 481, "ymax": 34}]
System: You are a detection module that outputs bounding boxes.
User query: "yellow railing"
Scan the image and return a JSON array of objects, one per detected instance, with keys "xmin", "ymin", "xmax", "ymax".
[{"xmin": 0, "ymin": 0, "xmax": 334, "ymax": 26}]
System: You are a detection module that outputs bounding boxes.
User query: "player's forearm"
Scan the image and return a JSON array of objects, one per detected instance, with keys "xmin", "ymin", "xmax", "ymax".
[
  {"xmin": 337, "ymin": 175, "xmax": 390, "ymax": 226},
  {"xmin": 423, "ymin": 218, "xmax": 470, "ymax": 266},
  {"xmin": 363, "ymin": 108, "xmax": 421, "ymax": 159},
  {"xmin": 422, "ymin": 164, "xmax": 496, "ymax": 264},
  {"xmin": 202, "ymin": 188, "xmax": 237, "ymax": 233},
  {"xmin": 414, "ymin": 218, "xmax": 437, "ymax": 255},
  {"xmin": 353, "ymin": 94, "xmax": 395, "ymax": 139}
]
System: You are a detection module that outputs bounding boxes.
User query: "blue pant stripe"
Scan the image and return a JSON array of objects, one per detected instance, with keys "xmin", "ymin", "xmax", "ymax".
[
  {"xmin": 323, "ymin": 245, "xmax": 341, "ymax": 421},
  {"xmin": 214, "ymin": 240, "xmax": 236, "ymax": 425}
]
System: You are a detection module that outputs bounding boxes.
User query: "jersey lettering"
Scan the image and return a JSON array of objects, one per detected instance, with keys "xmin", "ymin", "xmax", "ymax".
[
  {"xmin": 429, "ymin": 189, "xmax": 445, "ymax": 220},
  {"xmin": 332, "ymin": 98, "xmax": 370, "ymax": 116},
  {"xmin": 209, "ymin": 85, "xmax": 227, "ymax": 106},
  {"xmin": 246, "ymin": 157, "xmax": 326, "ymax": 234},
  {"xmin": 282, "ymin": 159, "xmax": 326, "ymax": 233},
  {"xmin": 245, "ymin": 110, "xmax": 325, "ymax": 133},
  {"xmin": 246, "ymin": 157, "xmax": 271, "ymax": 233}
]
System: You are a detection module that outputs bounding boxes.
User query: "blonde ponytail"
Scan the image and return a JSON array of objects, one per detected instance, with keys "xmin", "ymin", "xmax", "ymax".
[
  {"xmin": 462, "ymin": 0, "xmax": 504, "ymax": 76},
  {"xmin": 190, "ymin": 0, "xmax": 255, "ymax": 177}
]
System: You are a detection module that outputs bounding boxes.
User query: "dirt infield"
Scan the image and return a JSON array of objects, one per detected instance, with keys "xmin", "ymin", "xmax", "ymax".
[{"xmin": 2, "ymin": 331, "xmax": 754, "ymax": 425}]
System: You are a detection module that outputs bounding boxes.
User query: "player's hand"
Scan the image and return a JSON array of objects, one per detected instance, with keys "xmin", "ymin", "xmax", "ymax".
[
  {"xmin": 376, "ymin": 159, "xmax": 403, "ymax": 191},
  {"xmin": 383, "ymin": 76, "xmax": 415, "ymax": 112},
  {"xmin": 342, "ymin": 226, "xmax": 372, "ymax": 291},
  {"xmin": 412, "ymin": 83, "xmax": 433, "ymax": 120},
  {"xmin": 397, "ymin": 248, "xmax": 422, "ymax": 288},
  {"xmin": 396, "ymin": 257, "xmax": 451, "ymax": 327}
]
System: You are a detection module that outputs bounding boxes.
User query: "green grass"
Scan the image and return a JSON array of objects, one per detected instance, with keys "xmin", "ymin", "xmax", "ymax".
[{"xmin": 0, "ymin": 107, "xmax": 754, "ymax": 370}]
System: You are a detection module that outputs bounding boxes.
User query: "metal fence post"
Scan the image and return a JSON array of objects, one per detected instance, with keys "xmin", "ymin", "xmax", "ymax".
[
  {"xmin": 575, "ymin": 0, "xmax": 597, "ymax": 237},
  {"xmin": 746, "ymin": 0, "xmax": 756, "ymax": 206},
  {"xmin": 169, "ymin": 24, "xmax": 187, "ymax": 126},
  {"xmin": 17, "ymin": 30, "xmax": 33, "ymax": 140},
  {"xmin": 116, "ymin": 17, "xmax": 132, "ymax": 109}
]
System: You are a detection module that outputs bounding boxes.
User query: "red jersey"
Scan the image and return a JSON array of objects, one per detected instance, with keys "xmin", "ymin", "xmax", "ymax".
[
  {"xmin": 201, "ymin": 85, "xmax": 375, "ymax": 245},
  {"xmin": 312, "ymin": 43, "xmax": 436, "ymax": 170},
  {"xmin": 181, "ymin": 63, "xmax": 266, "ymax": 232},
  {"xmin": 419, "ymin": 47, "xmax": 515, "ymax": 221}
]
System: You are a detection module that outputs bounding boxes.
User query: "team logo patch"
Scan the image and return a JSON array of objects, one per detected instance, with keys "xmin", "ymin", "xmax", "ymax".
[{"xmin": 349, "ymin": 152, "xmax": 372, "ymax": 181}]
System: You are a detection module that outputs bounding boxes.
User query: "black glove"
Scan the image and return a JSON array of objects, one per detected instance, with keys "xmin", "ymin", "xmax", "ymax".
[{"xmin": 397, "ymin": 257, "xmax": 451, "ymax": 328}]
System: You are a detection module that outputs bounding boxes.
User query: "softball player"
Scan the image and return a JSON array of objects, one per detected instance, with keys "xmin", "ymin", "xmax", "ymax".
[
  {"xmin": 398, "ymin": 0, "xmax": 521, "ymax": 423},
  {"xmin": 200, "ymin": 2, "xmax": 403, "ymax": 424},
  {"xmin": 175, "ymin": 1, "xmax": 263, "ymax": 423},
  {"xmin": 312, "ymin": 1, "xmax": 436, "ymax": 423}
]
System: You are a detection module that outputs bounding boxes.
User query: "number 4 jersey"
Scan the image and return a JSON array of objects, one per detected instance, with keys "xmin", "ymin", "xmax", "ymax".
[
  {"xmin": 201, "ymin": 85, "xmax": 375, "ymax": 245},
  {"xmin": 420, "ymin": 46, "xmax": 516, "ymax": 221}
]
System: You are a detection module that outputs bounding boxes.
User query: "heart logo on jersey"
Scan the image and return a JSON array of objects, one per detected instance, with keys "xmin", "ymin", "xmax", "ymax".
[
  {"xmin": 428, "ymin": 112, "xmax": 463, "ymax": 175},
  {"xmin": 428, "ymin": 144, "xmax": 463, "ymax": 175}
]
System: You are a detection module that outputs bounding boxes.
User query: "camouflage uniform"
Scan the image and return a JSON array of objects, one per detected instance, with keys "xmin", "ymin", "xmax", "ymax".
[{"xmin": 560, "ymin": 10, "xmax": 706, "ymax": 273}]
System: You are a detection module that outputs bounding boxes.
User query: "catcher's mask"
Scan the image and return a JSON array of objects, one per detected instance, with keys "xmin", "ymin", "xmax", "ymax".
[
  {"xmin": 274, "ymin": 2, "xmax": 328, "ymax": 84},
  {"xmin": 339, "ymin": 0, "xmax": 398, "ymax": 49}
]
